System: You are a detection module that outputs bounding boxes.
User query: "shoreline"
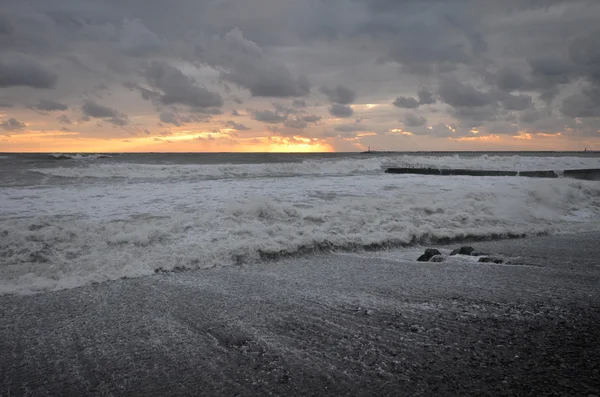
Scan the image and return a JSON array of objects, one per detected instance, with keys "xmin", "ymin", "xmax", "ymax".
[{"xmin": 1, "ymin": 232, "xmax": 599, "ymax": 396}]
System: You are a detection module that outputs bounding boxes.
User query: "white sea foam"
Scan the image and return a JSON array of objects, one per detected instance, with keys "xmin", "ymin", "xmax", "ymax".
[
  {"xmin": 1, "ymin": 172, "xmax": 599, "ymax": 295},
  {"xmin": 31, "ymin": 157, "xmax": 387, "ymax": 180},
  {"xmin": 49, "ymin": 153, "xmax": 113, "ymax": 160},
  {"xmin": 382, "ymin": 154, "xmax": 600, "ymax": 172},
  {"xmin": 31, "ymin": 155, "xmax": 600, "ymax": 181}
]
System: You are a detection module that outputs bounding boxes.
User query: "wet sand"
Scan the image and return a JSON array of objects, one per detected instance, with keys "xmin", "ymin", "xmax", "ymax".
[{"xmin": 1, "ymin": 233, "xmax": 599, "ymax": 396}]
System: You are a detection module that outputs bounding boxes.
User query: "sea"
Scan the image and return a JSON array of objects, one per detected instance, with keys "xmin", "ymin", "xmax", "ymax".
[{"xmin": 1, "ymin": 151, "xmax": 599, "ymax": 295}]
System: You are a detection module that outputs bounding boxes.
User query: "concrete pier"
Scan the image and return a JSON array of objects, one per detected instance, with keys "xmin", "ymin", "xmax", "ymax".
[{"xmin": 384, "ymin": 167, "xmax": 600, "ymax": 181}]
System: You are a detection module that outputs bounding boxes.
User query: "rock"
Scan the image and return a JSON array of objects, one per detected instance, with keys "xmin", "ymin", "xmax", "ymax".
[
  {"xmin": 450, "ymin": 246, "xmax": 475, "ymax": 256},
  {"xmin": 430, "ymin": 255, "xmax": 445, "ymax": 263},
  {"xmin": 417, "ymin": 249, "xmax": 442, "ymax": 262},
  {"xmin": 470, "ymin": 251, "xmax": 488, "ymax": 256},
  {"xmin": 478, "ymin": 257, "xmax": 504, "ymax": 264}
]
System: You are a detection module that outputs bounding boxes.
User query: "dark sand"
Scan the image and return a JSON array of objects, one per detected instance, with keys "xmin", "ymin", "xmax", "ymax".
[{"xmin": 1, "ymin": 233, "xmax": 599, "ymax": 396}]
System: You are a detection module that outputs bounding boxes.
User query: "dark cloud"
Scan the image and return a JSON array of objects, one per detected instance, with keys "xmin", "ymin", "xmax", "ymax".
[
  {"xmin": 251, "ymin": 109, "xmax": 287, "ymax": 123},
  {"xmin": 1, "ymin": 118, "xmax": 26, "ymax": 131},
  {"xmin": 452, "ymin": 105, "xmax": 499, "ymax": 128},
  {"xmin": 203, "ymin": 28, "xmax": 311, "ymax": 98},
  {"xmin": 1, "ymin": 0, "xmax": 599, "ymax": 146},
  {"xmin": 494, "ymin": 66, "xmax": 528, "ymax": 92},
  {"xmin": 438, "ymin": 76, "xmax": 494, "ymax": 108},
  {"xmin": 569, "ymin": 29, "xmax": 600, "ymax": 83},
  {"xmin": 496, "ymin": 92, "xmax": 533, "ymax": 111},
  {"xmin": 144, "ymin": 61, "xmax": 223, "ymax": 109},
  {"xmin": 118, "ymin": 19, "xmax": 163, "ymax": 57},
  {"xmin": 292, "ymin": 99, "xmax": 307, "ymax": 108},
  {"xmin": 520, "ymin": 109, "xmax": 545, "ymax": 124},
  {"xmin": 417, "ymin": 88, "xmax": 436, "ymax": 105},
  {"xmin": 0, "ymin": 55, "xmax": 57, "ymax": 89},
  {"xmin": 159, "ymin": 111, "xmax": 181, "ymax": 126},
  {"xmin": 404, "ymin": 113, "xmax": 427, "ymax": 128},
  {"xmin": 0, "ymin": 15, "xmax": 13, "ymax": 35},
  {"xmin": 224, "ymin": 120, "xmax": 251, "ymax": 131},
  {"xmin": 81, "ymin": 100, "xmax": 129, "ymax": 126},
  {"xmin": 393, "ymin": 96, "xmax": 419, "ymax": 109},
  {"xmin": 30, "ymin": 99, "xmax": 68, "ymax": 112},
  {"xmin": 334, "ymin": 123, "xmax": 366, "ymax": 132},
  {"xmin": 301, "ymin": 114, "xmax": 321, "ymax": 123},
  {"xmin": 329, "ymin": 104, "xmax": 353, "ymax": 118},
  {"xmin": 57, "ymin": 114, "xmax": 72, "ymax": 124},
  {"xmin": 320, "ymin": 84, "xmax": 356, "ymax": 104},
  {"xmin": 284, "ymin": 118, "xmax": 308, "ymax": 129},
  {"xmin": 561, "ymin": 92, "xmax": 600, "ymax": 118}
]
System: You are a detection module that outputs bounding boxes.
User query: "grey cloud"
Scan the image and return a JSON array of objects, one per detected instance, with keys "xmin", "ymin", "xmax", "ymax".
[
  {"xmin": 301, "ymin": 114, "xmax": 321, "ymax": 123},
  {"xmin": 495, "ymin": 67, "xmax": 528, "ymax": 92},
  {"xmin": 393, "ymin": 96, "xmax": 419, "ymax": 109},
  {"xmin": 561, "ymin": 92, "xmax": 600, "ymax": 118},
  {"xmin": 159, "ymin": 111, "xmax": 181, "ymax": 126},
  {"xmin": 520, "ymin": 109, "xmax": 545, "ymax": 124},
  {"xmin": 119, "ymin": 19, "xmax": 163, "ymax": 57},
  {"xmin": 496, "ymin": 92, "xmax": 532, "ymax": 111},
  {"xmin": 452, "ymin": 105, "xmax": 499, "ymax": 127},
  {"xmin": 329, "ymin": 104, "xmax": 353, "ymax": 118},
  {"xmin": 57, "ymin": 114, "xmax": 72, "ymax": 124},
  {"xmin": 0, "ymin": 15, "xmax": 13, "ymax": 35},
  {"xmin": 1, "ymin": 118, "xmax": 26, "ymax": 131},
  {"xmin": 293, "ymin": 99, "xmax": 307, "ymax": 108},
  {"xmin": 205, "ymin": 28, "xmax": 311, "ymax": 98},
  {"xmin": 232, "ymin": 109, "xmax": 240, "ymax": 116},
  {"xmin": 144, "ymin": 61, "xmax": 223, "ymax": 108},
  {"xmin": 191, "ymin": 107, "xmax": 223, "ymax": 115},
  {"xmin": 81, "ymin": 100, "xmax": 129, "ymax": 126},
  {"xmin": 251, "ymin": 109, "xmax": 287, "ymax": 123},
  {"xmin": 334, "ymin": 123, "xmax": 365, "ymax": 132},
  {"xmin": 320, "ymin": 84, "xmax": 356, "ymax": 104},
  {"xmin": 569, "ymin": 29, "xmax": 600, "ymax": 83},
  {"xmin": 404, "ymin": 113, "xmax": 427, "ymax": 128},
  {"xmin": 486, "ymin": 122, "xmax": 519, "ymax": 136},
  {"xmin": 0, "ymin": 55, "xmax": 57, "ymax": 89},
  {"xmin": 284, "ymin": 118, "xmax": 308, "ymax": 129},
  {"xmin": 529, "ymin": 56, "xmax": 574, "ymax": 80},
  {"xmin": 224, "ymin": 120, "xmax": 251, "ymax": 131},
  {"xmin": 438, "ymin": 76, "xmax": 494, "ymax": 108},
  {"xmin": 30, "ymin": 99, "xmax": 68, "ymax": 112},
  {"xmin": 417, "ymin": 88, "xmax": 436, "ymax": 105}
]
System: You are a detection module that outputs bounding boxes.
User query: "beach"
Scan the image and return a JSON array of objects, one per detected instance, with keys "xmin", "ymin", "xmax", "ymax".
[{"xmin": 2, "ymin": 232, "xmax": 599, "ymax": 396}]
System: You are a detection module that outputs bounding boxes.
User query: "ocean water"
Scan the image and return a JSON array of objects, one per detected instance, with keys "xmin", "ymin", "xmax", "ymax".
[{"xmin": 1, "ymin": 152, "xmax": 599, "ymax": 295}]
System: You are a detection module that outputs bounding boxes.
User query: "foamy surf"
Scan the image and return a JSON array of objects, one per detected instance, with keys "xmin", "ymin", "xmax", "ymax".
[
  {"xmin": 29, "ymin": 154, "xmax": 600, "ymax": 181},
  {"xmin": 1, "ymin": 172, "xmax": 599, "ymax": 295}
]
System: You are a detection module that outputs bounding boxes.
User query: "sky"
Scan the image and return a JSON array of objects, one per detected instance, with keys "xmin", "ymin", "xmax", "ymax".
[{"xmin": 1, "ymin": 0, "xmax": 600, "ymax": 152}]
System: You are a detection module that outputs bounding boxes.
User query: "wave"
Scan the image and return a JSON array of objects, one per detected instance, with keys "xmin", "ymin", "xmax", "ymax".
[
  {"xmin": 31, "ymin": 154, "xmax": 600, "ymax": 181},
  {"xmin": 1, "ymin": 177, "xmax": 599, "ymax": 295},
  {"xmin": 49, "ymin": 153, "xmax": 113, "ymax": 160},
  {"xmin": 382, "ymin": 154, "xmax": 600, "ymax": 172},
  {"xmin": 32, "ymin": 157, "xmax": 388, "ymax": 180}
]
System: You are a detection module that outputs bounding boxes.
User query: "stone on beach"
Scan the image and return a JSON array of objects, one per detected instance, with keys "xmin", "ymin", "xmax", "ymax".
[
  {"xmin": 450, "ymin": 246, "xmax": 475, "ymax": 256},
  {"xmin": 478, "ymin": 257, "xmax": 504, "ymax": 264},
  {"xmin": 417, "ymin": 249, "xmax": 442, "ymax": 262}
]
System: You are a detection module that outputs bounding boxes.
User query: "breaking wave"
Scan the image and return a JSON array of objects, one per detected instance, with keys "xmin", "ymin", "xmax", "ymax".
[
  {"xmin": 49, "ymin": 153, "xmax": 113, "ymax": 160},
  {"xmin": 31, "ymin": 154, "xmax": 600, "ymax": 181},
  {"xmin": 1, "ymin": 176, "xmax": 599, "ymax": 295},
  {"xmin": 32, "ymin": 157, "xmax": 387, "ymax": 180}
]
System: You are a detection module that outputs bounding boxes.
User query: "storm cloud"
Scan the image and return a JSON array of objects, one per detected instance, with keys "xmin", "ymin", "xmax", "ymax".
[
  {"xmin": 0, "ymin": 0, "xmax": 599, "ymax": 149},
  {"xmin": 0, "ymin": 55, "xmax": 57, "ymax": 89},
  {"xmin": 81, "ymin": 100, "xmax": 129, "ymax": 126}
]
